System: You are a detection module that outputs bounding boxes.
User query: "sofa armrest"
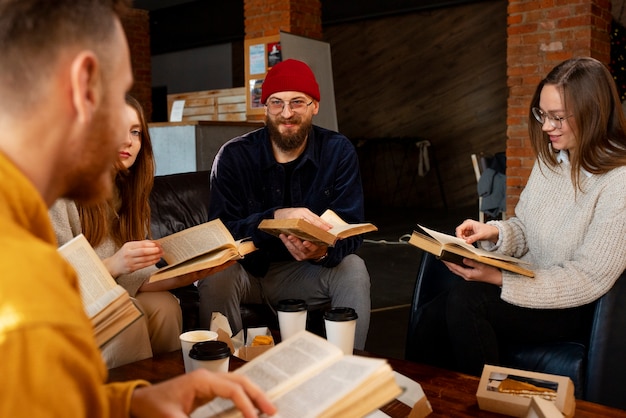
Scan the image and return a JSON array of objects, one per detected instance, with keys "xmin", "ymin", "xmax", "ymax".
[
  {"xmin": 405, "ymin": 251, "xmax": 462, "ymax": 361},
  {"xmin": 584, "ymin": 270, "xmax": 626, "ymax": 409}
]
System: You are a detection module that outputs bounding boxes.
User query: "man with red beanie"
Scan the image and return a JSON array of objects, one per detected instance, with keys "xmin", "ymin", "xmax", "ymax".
[{"xmin": 199, "ymin": 59, "xmax": 371, "ymax": 349}]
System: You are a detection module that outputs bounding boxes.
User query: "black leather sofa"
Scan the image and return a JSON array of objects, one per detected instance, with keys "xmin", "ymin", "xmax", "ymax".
[
  {"xmin": 149, "ymin": 170, "xmax": 327, "ymax": 336},
  {"xmin": 405, "ymin": 251, "xmax": 626, "ymax": 410},
  {"xmin": 149, "ymin": 170, "xmax": 278, "ymax": 332}
]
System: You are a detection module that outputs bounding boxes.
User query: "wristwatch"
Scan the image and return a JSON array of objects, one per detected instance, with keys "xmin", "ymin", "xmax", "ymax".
[{"xmin": 314, "ymin": 251, "xmax": 328, "ymax": 263}]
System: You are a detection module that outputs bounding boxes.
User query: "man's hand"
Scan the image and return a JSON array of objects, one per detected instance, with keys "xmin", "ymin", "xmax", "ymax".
[
  {"xmin": 129, "ymin": 369, "xmax": 277, "ymax": 418},
  {"xmin": 273, "ymin": 208, "xmax": 330, "ymax": 261},
  {"xmin": 273, "ymin": 208, "xmax": 332, "ymax": 231},
  {"xmin": 103, "ymin": 240, "xmax": 164, "ymax": 278}
]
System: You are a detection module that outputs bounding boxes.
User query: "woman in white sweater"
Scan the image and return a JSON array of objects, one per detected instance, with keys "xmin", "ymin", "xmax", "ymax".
[
  {"xmin": 413, "ymin": 57, "xmax": 626, "ymax": 376},
  {"xmin": 49, "ymin": 95, "xmax": 182, "ymax": 368}
]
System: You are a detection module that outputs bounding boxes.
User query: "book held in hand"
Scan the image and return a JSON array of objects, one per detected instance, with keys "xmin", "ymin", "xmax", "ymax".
[
  {"xmin": 408, "ymin": 224, "xmax": 535, "ymax": 277},
  {"xmin": 258, "ymin": 209, "xmax": 378, "ymax": 246},
  {"xmin": 150, "ymin": 219, "xmax": 256, "ymax": 283},
  {"xmin": 58, "ymin": 234, "xmax": 143, "ymax": 347},
  {"xmin": 190, "ymin": 330, "xmax": 403, "ymax": 418}
]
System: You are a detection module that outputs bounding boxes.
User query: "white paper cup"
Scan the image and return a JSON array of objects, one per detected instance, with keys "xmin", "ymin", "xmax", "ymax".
[
  {"xmin": 277, "ymin": 299, "xmax": 308, "ymax": 342},
  {"xmin": 324, "ymin": 307, "xmax": 358, "ymax": 355},
  {"xmin": 189, "ymin": 340, "xmax": 231, "ymax": 373},
  {"xmin": 179, "ymin": 330, "xmax": 218, "ymax": 373}
]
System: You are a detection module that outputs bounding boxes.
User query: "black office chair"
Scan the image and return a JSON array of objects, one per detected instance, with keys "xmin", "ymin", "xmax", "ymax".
[{"xmin": 405, "ymin": 251, "xmax": 626, "ymax": 410}]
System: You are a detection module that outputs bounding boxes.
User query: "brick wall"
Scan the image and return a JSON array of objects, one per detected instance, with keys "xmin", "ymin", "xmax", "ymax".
[
  {"xmin": 505, "ymin": 0, "xmax": 612, "ymax": 213},
  {"xmin": 244, "ymin": 0, "xmax": 322, "ymax": 39},
  {"xmin": 121, "ymin": 8, "xmax": 152, "ymax": 120}
]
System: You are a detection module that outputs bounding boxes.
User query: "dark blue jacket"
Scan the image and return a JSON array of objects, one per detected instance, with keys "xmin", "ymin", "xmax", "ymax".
[{"xmin": 208, "ymin": 125, "xmax": 365, "ymax": 276}]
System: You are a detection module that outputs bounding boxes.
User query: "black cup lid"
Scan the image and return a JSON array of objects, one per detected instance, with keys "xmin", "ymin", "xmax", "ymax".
[
  {"xmin": 277, "ymin": 298, "xmax": 308, "ymax": 312},
  {"xmin": 189, "ymin": 340, "xmax": 230, "ymax": 361},
  {"xmin": 324, "ymin": 307, "xmax": 358, "ymax": 321}
]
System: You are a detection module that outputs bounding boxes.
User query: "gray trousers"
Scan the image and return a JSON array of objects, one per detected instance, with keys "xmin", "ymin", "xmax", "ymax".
[{"xmin": 197, "ymin": 254, "xmax": 371, "ymax": 349}]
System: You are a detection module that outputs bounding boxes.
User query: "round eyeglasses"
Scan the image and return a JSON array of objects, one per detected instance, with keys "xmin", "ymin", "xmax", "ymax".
[
  {"xmin": 531, "ymin": 107, "xmax": 572, "ymax": 129},
  {"xmin": 265, "ymin": 98, "xmax": 313, "ymax": 115}
]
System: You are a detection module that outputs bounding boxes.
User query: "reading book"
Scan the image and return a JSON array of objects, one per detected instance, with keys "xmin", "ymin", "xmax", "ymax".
[
  {"xmin": 258, "ymin": 209, "xmax": 378, "ymax": 246},
  {"xmin": 190, "ymin": 330, "xmax": 403, "ymax": 418},
  {"xmin": 409, "ymin": 224, "xmax": 535, "ymax": 278},
  {"xmin": 58, "ymin": 234, "xmax": 143, "ymax": 347},
  {"xmin": 149, "ymin": 219, "xmax": 256, "ymax": 283}
]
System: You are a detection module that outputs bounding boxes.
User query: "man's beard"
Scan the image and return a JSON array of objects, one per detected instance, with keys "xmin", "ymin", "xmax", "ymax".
[
  {"xmin": 64, "ymin": 97, "xmax": 120, "ymax": 204},
  {"xmin": 266, "ymin": 114, "xmax": 313, "ymax": 152}
]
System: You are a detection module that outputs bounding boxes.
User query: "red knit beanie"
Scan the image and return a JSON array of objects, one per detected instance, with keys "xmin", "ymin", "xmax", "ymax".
[{"xmin": 260, "ymin": 59, "xmax": 321, "ymax": 104}]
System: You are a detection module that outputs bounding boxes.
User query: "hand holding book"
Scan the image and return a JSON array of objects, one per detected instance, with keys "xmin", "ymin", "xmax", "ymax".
[
  {"xmin": 259, "ymin": 209, "xmax": 378, "ymax": 246},
  {"xmin": 408, "ymin": 224, "xmax": 534, "ymax": 278}
]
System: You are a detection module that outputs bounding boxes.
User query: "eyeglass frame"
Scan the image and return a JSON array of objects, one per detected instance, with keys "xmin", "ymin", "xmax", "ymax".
[
  {"xmin": 531, "ymin": 107, "xmax": 573, "ymax": 129},
  {"xmin": 264, "ymin": 97, "xmax": 314, "ymax": 115}
]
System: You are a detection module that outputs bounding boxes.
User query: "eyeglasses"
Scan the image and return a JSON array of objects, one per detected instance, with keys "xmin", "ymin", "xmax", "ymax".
[
  {"xmin": 531, "ymin": 107, "xmax": 572, "ymax": 129},
  {"xmin": 265, "ymin": 98, "xmax": 313, "ymax": 115}
]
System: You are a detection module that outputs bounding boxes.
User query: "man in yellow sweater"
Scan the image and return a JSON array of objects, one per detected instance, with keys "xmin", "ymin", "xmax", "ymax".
[{"xmin": 0, "ymin": 1, "xmax": 275, "ymax": 417}]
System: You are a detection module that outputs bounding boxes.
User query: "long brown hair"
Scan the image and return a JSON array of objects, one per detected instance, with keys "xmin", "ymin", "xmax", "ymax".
[
  {"xmin": 78, "ymin": 94, "xmax": 155, "ymax": 247},
  {"xmin": 528, "ymin": 57, "xmax": 626, "ymax": 189}
]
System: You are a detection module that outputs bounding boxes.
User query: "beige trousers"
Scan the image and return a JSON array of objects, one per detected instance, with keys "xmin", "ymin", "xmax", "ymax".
[{"xmin": 101, "ymin": 290, "xmax": 182, "ymax": 368}]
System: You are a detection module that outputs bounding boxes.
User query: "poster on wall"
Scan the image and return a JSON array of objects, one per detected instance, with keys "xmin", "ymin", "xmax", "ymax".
[
  {"xmin": 249, "ymin": 44, "xmax": 266, "ymax": 75},
  {"xmin": 249, "ymin": 78, "xmax": 264, "ymax": 108},
  {"xmin": 267, "ymin": 42, "xmax": 282, "ymax": 68}
]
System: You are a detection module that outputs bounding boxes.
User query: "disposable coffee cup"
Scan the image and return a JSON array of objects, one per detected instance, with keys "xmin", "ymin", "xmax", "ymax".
[
  {"xmin": 324, "ymin": 307, "xmax": 358, "ymax": 355},
  {"xmin": 189, "ymin": 340, "xmax": 231, "ymax": 373},
  {"xmin": 179, "ymin": 330, "xmax": 218, "ymax": 373},
  {"xmin": 277, "ymin": 299, "xmax": 308, "ymax": 342}
]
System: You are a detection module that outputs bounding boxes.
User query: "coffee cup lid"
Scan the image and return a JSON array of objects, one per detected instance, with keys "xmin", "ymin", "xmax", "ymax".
[
  {"xmin": 277, "ymin": 298, "xmax": 308, "ymax": 312},
  {"xmin": 189, "ymin": 340, "xmax": 230, "ymax": 361},
  {"xmin": 324, "ymin": 307, "xmax": 358, "ymax": 321}
]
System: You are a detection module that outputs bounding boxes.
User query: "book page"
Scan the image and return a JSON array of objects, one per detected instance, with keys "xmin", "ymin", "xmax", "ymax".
[
  {"xmin": 418, "ymin": 224, "xmax": 530, "ymax": 265},
  {"xmin": 190, "ymin": 331, "xmax": 343, "ymax": 418},
  {"xmin": 269, "ymin": 356, "xmax": 393, "ymax": 418},
  {"xmin": 157, "ymin": 219, "xmax": 235, "ymax": 266},
  {"xmin": 320, "ymin": 209, "xmax": 348, "ymax": 227},
  {"xmin": 321, "ymin": 209, "xmax": 378, "ymax": 238},
  {"xmin": 150, "ymin": 247, "xmax": 241, "ymax": 282},
  {"xmin": 57, "ymin": 234, "xmax": 119, "ymax": 317}
]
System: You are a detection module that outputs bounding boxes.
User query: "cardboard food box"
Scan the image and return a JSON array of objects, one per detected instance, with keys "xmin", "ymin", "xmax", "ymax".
[
  {"xmin": 476, "ymin": 365, "xmax": 575, "ymax": 418},
  {"xmin": 526, "ymin": 395, "xmax": 565, "ymax": 418},
  {"xmin": 211, "ymin": 312, "xmax": 275, "ymax": 362}
]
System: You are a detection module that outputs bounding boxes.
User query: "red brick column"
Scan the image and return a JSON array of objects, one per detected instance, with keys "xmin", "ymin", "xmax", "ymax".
[
  {"xmin": 505, "ymin": 0, "xmax": 612, "ymax": 214},
  {"xmin": 121, "ymin": 8, "xmax": 152, "ymax": 120},
  {"xmin": 244, "ymin": 0, "xmax": 322, "ymax": 39}
]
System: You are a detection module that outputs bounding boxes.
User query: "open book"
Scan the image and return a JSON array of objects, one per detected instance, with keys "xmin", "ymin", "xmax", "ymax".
[
  {"xmin": 190, "ymin": 330, "xmax": 403, "ymax": 418},
  {"xmin": 409, "ymin": 224, "xmax": 535, "ymax": 278},
  {"xmin": 58, "ymin": 234, "xmax": 143, "ymax": 347},
  {"xmin": 258, "ymin": 209, "xmax": 378, "ymax": 246},
  {"xmin": 150, "ymin": 219, "xmax": 256, "ymax": 283}
]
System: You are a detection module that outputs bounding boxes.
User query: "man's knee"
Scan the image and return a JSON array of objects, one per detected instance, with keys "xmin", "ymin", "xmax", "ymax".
[
  {"xmin": 336, "ymin": 254, "xmax": 371, "ymax": 289},
  {"xmin": 197, "ymin": 263, "xmax": 246, "ymax": 299}
]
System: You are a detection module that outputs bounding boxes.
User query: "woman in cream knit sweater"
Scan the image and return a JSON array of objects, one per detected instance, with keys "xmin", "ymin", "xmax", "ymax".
[{"xmin": 413, "ymin": 57, "xmax": 626, "ymax": 376}]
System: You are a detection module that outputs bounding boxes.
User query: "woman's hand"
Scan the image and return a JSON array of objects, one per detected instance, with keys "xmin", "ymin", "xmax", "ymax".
[
  {"xmin": 455, "ymin": 219, "xmax": 499, "ymax": 245},
  {"xmin": 129, "ymin": 370, "xmax": 276, "ymax": 418},
  {"xmin": 103, "ymin": 240, "xmax": 164, "ymax": 278},
  {"xmin": 443, "ymin": 259, "xmax": 503, "ymax": 286}
]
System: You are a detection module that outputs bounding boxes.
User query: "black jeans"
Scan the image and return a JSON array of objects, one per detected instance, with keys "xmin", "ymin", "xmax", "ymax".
[{"xmin": 411, "ymin": 281, "xmax": 594, "ymax": 376}]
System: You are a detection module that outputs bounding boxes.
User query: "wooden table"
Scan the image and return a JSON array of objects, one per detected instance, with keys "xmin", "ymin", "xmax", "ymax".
[{"xmin": 107, "ymin": 350, "xmax": 626, "ymax": 417}]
